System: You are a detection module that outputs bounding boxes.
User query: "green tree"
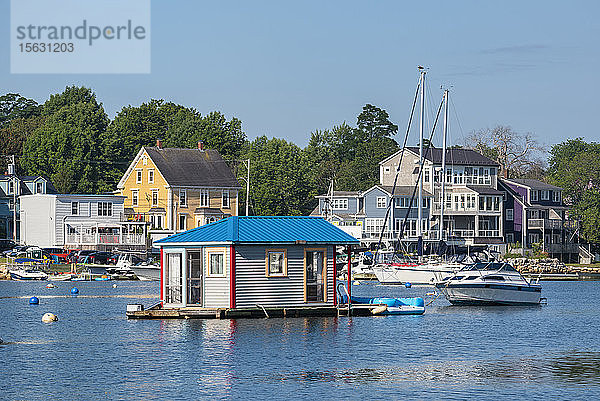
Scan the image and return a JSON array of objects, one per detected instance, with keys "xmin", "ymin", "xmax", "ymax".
[
  {"xmin": 304, "ymin": 104, "xmax": 399, "ymax": 195},
  {"xmin": 101, "ymin": 100, "xmax": 247, "ymax": 189},
  {"xmin": 547, "ymin": 138, "xmax": 600, "ymax": 242},
  {"xmin": 21, "ymin": 86, "xmax": 109, "ymax": 193},
  {"xmin": 243, "ymin": 136, "xmax": 312, "ymax": 216},
  {"xmin": 0, "ymin": 93, "xmax": 40, "ymax": 128}
]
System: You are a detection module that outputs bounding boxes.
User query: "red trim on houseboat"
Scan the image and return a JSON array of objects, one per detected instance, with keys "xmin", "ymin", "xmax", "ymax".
[
  {"xmin": 160, "ymin": 247, "xmax": 164, "ymax": 304},
  {"xmin": 332, "ymin": 246, "xmax": 337, "ymax": 306},
  {"xmin": 230, "ymin": 245, "xmax": 236, "ymax": 308}
]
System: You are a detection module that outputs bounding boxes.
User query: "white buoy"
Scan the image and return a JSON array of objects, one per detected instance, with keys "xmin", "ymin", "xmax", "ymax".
[
  {"xmin": 353, "ymin": 281, "xmax": 360, "ymax": 286},
  {"xmin": 46, "ymin": 283, "xmax": 55, "ymax": 289},
  {"xmin": 112, "ymin": 283, "xmax": 117, "ymax": 288},
  {"xmin": 41, "ymin": 313, "xmax": 58, "ymax": 323}
]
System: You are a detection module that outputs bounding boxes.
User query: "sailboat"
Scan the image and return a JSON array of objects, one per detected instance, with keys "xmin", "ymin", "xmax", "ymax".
[{"xmin": 373, "ymin": 70, "xmax": 466, "ymax": 285}]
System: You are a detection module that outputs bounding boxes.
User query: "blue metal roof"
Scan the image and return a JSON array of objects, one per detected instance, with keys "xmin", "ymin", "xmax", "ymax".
[{"xmin": 156, "ymin": 216, "xmax": 360, "ymax": 245}]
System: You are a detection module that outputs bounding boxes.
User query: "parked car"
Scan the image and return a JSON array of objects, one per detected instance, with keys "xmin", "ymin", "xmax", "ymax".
[
  {"xmin": 42, "ymin": 248, "xmax": 69, "ymax": 263},
  {"xmin": 0, "ymin": 239, "xmax": 16, "ymax": 253},
  {"xmin": 3, "ymin": 245, "xmax": 30, "ymax": 258},
  {"xmin": 76, "ymin": 250, "xmax": 97, "ymax": 263},
  {"xmin": 88, "ymin": 251, "xmax": 114, "ymax": 265}
]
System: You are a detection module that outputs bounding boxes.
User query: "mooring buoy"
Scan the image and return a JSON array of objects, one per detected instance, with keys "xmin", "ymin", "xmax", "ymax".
[
  {"xmin": 404, "ymin": 282, "xmax": 412, "ymax": 288},
  {"xmin": 71, "ymin": 287, "xmax": 79, "ymax": 295},
  {"xmin": 29, "ymin": 296, "xmax": 39, "ymax": 305},
  {"xmin": 41, "ymin": 313, "xmax": 58, "ymax": 323}
]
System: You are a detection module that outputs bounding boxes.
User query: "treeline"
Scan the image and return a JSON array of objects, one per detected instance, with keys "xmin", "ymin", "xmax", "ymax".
[
  {"xmin": 2, "ymin": 86, "xmax": 600, "ymax": 243},
  {"xmin": 0, "ymin": 86, "xmax": 399, "ymax": 216}
]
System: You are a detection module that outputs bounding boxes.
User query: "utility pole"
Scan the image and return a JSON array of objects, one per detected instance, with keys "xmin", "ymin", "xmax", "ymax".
[
  {"xmin": 7, "ymin": 155, "xmax": 18, "ymax": 243},
  {"xmin": 246, "ymin": 159, "xmax": 250, "ymax": 216}
]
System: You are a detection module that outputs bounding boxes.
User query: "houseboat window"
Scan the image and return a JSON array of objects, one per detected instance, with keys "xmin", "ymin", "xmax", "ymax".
[
  {"xmin": 36, "ymin": 182, "xmax": 43, "ymax": 193},
  {"xmin": 200, "ymin": 190, "xmax": 209, "ymax": 207},
  {"xmin": 97, "ymin": 202, "xmax": 112, "ymax": 217},
  {"xmin": 152, "ymin": 190, "xmax": 158, "ymax": 206},
  {"xmin": 179, "ymin": 189, "xmax": 187, "ymax": 207},
  {"xmin": 136, "ymin": 169, "xmax": 142, "ymax": 184},
  {"xmin": 207, "ymin": 251, "xmax": 225, "ymax": 276},
  {"xmin": 376, "ymin": 197, "xmax": 386, "ymax": 208},
  {"xmin": 165, "ymin": 253, "xmax": 182, "ymax": 304},
  {"xmin": 424, "ymin": 169, "xmax": 430, "ymax": 183},
  {"xmin": 465, "ymin": 276, "xmax": 477, "ymax": 280},
  {"xmin": 179, "ymin": 214, "xmax": 187, "ymax": 231},
  {"xmin": 384, "ymin": 166, "xmax": 390, "ymax": 174},
  {"xmin": 541, "ymin": 190, "xmax": 549, "ymax": 201},
  {"xmin": 132, "ymin": 190, "xmax": 139, "ymax": 207},
  {"xmin": 148, "ymin": 169, "xmax": 154, "ymax": 184},
  {"xmin": 506, "ymin": 209, "xmax": 514, "ymax": 221},
  {"xmin": 222, "ymin": 190, "xmax": 230, "ymax": 208},
  {"xmin": 266, "ymin": 249, "xmax": 287, "ymax": 277},
  {"xmin": 71, "ymin": 202, "xmax": 79, "ymax": 215}
]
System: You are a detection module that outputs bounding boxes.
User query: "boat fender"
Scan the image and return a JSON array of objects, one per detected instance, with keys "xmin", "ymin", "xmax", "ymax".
[
  {"xmin": 41, "ymin": 313, "xmax": 58, "ymax": 323},
  {"xmin": 70, "ymin": 287, "xmax": 79, "ymax": 295},
  {"xmin": 371, "ymin": 305, "xmax": 388, "ymax": 315},
  {"xmin": 29, "ymin": 296, "xmax": 39, "ymax": 305},
  {"xmin": 404, "ymin": 282, "xmax": 412, "ymax": 288}
]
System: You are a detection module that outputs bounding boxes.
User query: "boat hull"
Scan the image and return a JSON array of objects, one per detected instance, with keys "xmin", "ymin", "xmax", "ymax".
[
  {"xmin": 130, "ymin": 266, "xmax": 160, "ymax": 281},
  {"xmin": 10, "ymin": 270, "xmax": 48, "ymax": 280},
  {"xmin": 438, "ymin": 283, "xmax": 542, "ymax": 305},
  {"xmin": 373, "ymin": 264, "xmax": 456, "ymax": 285}
]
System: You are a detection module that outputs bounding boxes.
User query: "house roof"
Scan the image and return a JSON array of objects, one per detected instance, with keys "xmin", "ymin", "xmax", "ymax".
[
  {"xmin": 316, "ymin": 191, "xmax": 361, "ymax": 197},
  {"xmin": 376, "ymin": 185, "xmax": 433, "ymax": 197},
  {"xmin": 503, "ymin": 178, "xmax": 562, "ymax": 191},
  {"xmin": 0, "ymin": 175, "xmax": 57, "ymax": 194},
  {"xmin": 381, "ymin": 147, "xmax": 499, "ymax": 167},
  {"xmin": 156, "ymin": 216, "xmax": 360, "ymax": 245},
  {"xmin": 465, "ymin": 185, "xmax": 504, "ymax": 195},
  {"xmin": 143, "ymin": 147, "xmax": 241, "ymax": 188}
]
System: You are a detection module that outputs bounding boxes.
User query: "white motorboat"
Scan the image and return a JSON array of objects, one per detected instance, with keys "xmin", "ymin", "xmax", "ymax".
[
  {"xmin": 10, "ymin": 269, "xmax": 48, "ymax": 280},
  {"xmin": 434, "ymin": 262, "xmax": 542, "ymax": 305},
  {"xmin": 130, "ymin": 264, "xmax": 160, "ymax": 281},
  {"xmin": 373, "ymin": 260, "xmax": 459, "ymax": 285}
]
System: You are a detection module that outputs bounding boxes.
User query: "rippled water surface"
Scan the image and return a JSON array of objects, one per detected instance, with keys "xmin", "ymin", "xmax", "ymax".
[{"xmin": 1, "ymin": 280, "xmax": 600, "ymax": 400}]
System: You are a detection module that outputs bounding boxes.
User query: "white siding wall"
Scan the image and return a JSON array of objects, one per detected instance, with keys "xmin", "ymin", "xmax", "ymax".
[
  {"xmin": 20, "ymin": 195, "xmax": 55, "ymax": 247},
  {"xmin": 203, "ymin": 246, "xmax": 230, "ymax": 308},
  {"xmin": 235, "ymin": 245, "xmax": 335, "ymax": 308}
]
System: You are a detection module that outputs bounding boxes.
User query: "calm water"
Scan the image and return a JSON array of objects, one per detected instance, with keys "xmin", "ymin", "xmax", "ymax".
[{"xmin": 1, "ymin": 280, "xmax": 600, "ymax": 400}]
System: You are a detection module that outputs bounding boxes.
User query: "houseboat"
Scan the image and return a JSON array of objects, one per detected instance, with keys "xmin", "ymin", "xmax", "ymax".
[{"xmin": 154, "ymin": 216, "xmax": 360, "ymax": 311}]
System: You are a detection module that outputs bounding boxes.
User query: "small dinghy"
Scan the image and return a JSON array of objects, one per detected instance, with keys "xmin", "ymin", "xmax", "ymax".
[{"xmin": 350, "ymin": 296, "xmax": 425, "ymax": 315}]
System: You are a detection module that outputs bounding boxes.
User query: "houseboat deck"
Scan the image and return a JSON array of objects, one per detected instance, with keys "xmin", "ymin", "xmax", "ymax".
[{"xmin": 126, "ymin": 303, "xmax": 389, "ymax": 319}]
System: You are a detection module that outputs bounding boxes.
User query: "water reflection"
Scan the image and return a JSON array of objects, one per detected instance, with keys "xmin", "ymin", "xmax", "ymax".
[{"xmin": 263, "ymin": 351, "xmax": 600, "ymax": 386}]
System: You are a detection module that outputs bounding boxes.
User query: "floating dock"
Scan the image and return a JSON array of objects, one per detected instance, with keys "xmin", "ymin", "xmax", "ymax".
[{"xmin": 126, "ymin": 303, "xmax": 395, "ymax": 319}]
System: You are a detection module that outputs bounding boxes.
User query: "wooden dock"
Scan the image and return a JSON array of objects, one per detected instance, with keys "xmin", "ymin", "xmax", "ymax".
[{"xmin": 126, "ymin": 304, "xmax": 382, "ymax": 320}]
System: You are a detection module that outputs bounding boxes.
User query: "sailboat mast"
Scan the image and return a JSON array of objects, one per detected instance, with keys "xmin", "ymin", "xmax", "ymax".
[
  {"xmin": 439, "ymin": 89, "xmax": 449, "ymax": 241},
  {"xmin": 418, "ymin": 69, "xmax": 426, "ymax": 240}
]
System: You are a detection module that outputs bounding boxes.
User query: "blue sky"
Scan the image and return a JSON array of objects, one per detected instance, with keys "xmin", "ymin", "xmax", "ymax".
[{"xmin": 1, "ymin": 0, "xmax": 599, "ymax": 151}]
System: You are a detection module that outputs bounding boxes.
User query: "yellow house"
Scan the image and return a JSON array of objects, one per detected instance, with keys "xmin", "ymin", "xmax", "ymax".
[{"xmin": 117, "ymin": 140, "xmax": 241, "ymax": 243}]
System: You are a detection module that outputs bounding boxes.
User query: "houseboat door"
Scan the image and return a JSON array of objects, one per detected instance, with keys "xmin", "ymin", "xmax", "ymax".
[
  {"xmin": 187, "ymin": 251, "xmax": 203, "ymax": 306},
  {"xmin": 305, "ymin": 249, "xmax": 326, "ymax": 303},
  {"xmin": 165, "ymin": 253, "xmax": 183, "ymax": 304}
]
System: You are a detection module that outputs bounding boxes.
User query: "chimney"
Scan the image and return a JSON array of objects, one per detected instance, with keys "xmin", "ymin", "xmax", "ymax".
[
  {"xmin": 198, "ymin": 141, "xmax": 204, "ymax": 151},
  {"xmin": 156, "ymin": 139, "xmax": 163, "ymax": 149}
]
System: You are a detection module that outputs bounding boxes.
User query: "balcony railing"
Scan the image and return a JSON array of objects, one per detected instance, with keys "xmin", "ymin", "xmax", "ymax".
[
  {"xmin": 66, "ymin": 233, "xmax": 145, "ymax": 246},
  {"xmin": 528, "ymin": 219, "xmax": 567, "ymax": 230}
]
